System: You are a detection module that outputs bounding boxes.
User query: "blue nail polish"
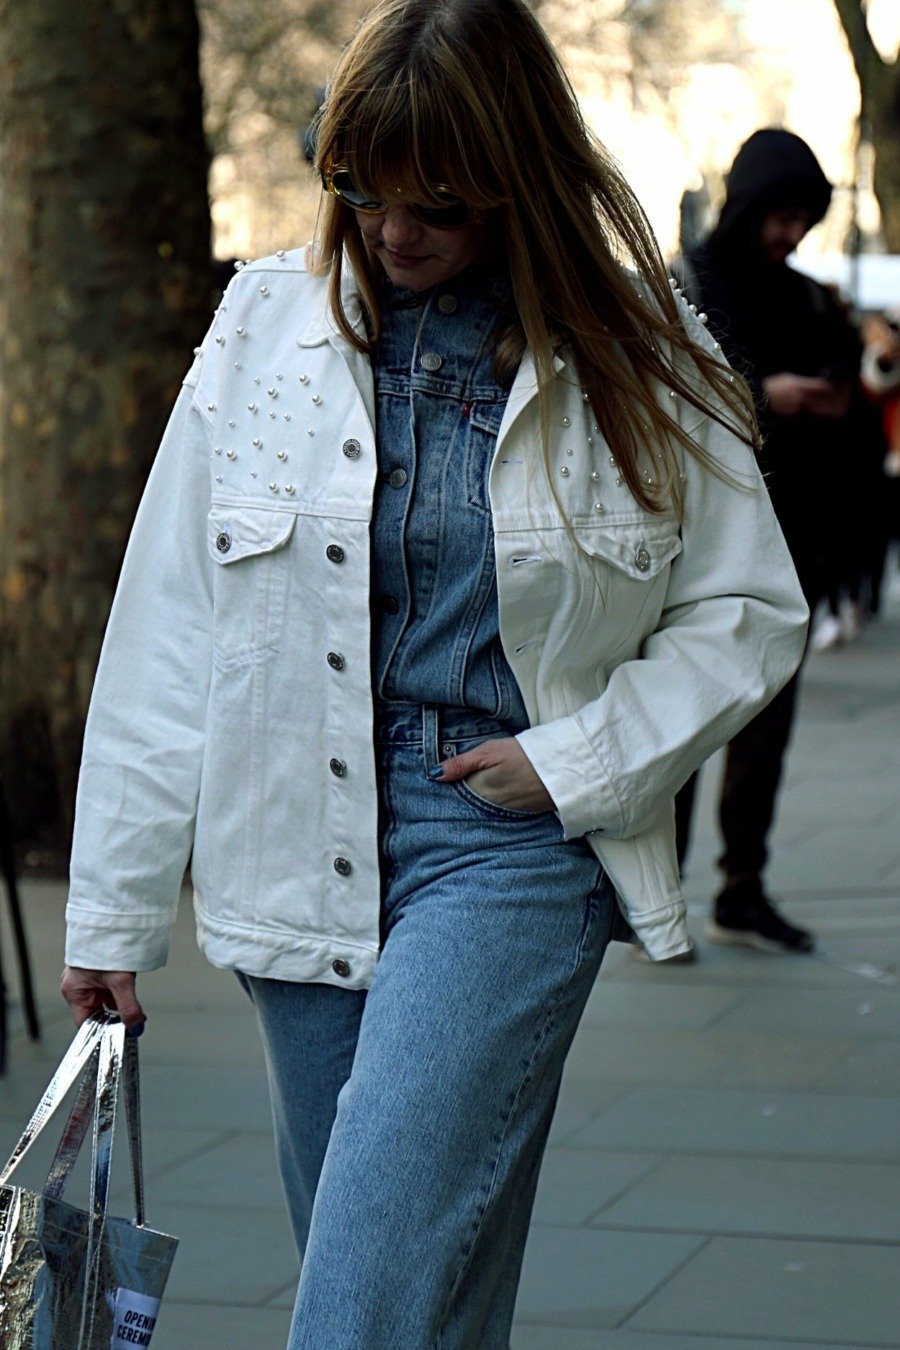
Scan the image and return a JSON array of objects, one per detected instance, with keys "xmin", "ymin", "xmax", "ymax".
[{"xmin": 428, "ymin": 764, "xmax": 445, "ymax": 779}]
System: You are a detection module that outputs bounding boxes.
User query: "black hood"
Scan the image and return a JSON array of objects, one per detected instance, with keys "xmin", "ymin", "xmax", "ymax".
[{"xmin": 710, "ymin": 128, "xmax": 832, "ymax": 249}]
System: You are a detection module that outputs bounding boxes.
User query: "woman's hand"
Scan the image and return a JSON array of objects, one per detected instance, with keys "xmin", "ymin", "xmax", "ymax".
[
  {"xmin": 430, "ymin": 737, "xmax": 557, "ymax": 814},
  {"xmin": 61, "ymin": 966, "xmax": 146, "ymax": 1034}
]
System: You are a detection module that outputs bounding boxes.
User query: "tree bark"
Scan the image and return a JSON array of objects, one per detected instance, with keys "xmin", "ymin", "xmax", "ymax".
[
  {"xmin": 832, "ymin": 0, "xmax": 900, "ymax": 252},
  {"xmin": 0, "ymin": 0, "xmax": 211, "ymax": 866}
]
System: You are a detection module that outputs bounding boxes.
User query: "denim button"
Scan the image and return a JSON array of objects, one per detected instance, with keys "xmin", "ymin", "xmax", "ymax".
[
  {"xmin": 329, "ymin": 757, "xmax": 347, "ymax": 777},
  {"xmin": 438, "ymin": 295, "xmax": 457, "ymax": 314},
  {"xmin": 389, "ymin": 468, "xmax": 408, "ymax": 488},
  {"xmin": 332, "ymin": 958, "xmax": 351, "ymax": 977},
  {"xmin": 635, "ymin": 547, "xmax": 651, "ymax": 573},
  {"xmin": 333, "ymin": 857, "xmax": 352, "ymax": 876},
  {"xmin": 342, "ymin": 438, "xmax": 361, "ymax": 459},
  {"xmin": 420, "ymin": 352, "xmax": 442, "ymax": 371},
  {"xmin": 326, "ymin": 651, "xmax": 345, "ymax": 671},
  {"xmin": 215, "ymin": 531, "xmax": 232, "ymax": 554},
  {"xmin": 379, "ymin": 594, "xmax": 400, "ymax": 614},
  {"xmin": 326, "ymin": 544, "xmax": 345, "ymax": 563}
]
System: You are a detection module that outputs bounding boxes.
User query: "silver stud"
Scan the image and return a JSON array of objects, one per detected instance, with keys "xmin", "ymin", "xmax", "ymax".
[
  {"xmin": 268, "ymin": 387, "xmax": 277, "ymax": 397},
  {"xmin": 609, "ymin": 456, "xmax": 616, "ymax": 466},
  {"xmin": 285, "ymin": 483, "xmax": 295, "ymax": 494},
  {"xmin": 668, "ymin": 389, "xmax": 677, "ymax": 399},
  {"xmin": 582, "ymin": 391, "xmax": 590, "ymax": 402},
  {"xmin": 587, "ymin": 436, "xmax": 594, "ymax": 446},
  {"xmin": 248, "ymin": 403, "xmax": 258, "ymax": 412},
  {"xmin": 254, "ymin": 377, "xmax": 261, "ymax": 385},
  {"xmin": 269, "ymin": 482, "xmax": 278, "ymax": 491},
  {"xmin": 308, "ymin": 428, "xmax": 315, "ymax": 437},
  {"xmin": 215, "ymin": 474, "xmax": 223, "ymax": 483},
  {"xmin": 284, "ymin": 414, "xmax": 291, "ymax": 422},
  {"xmin": 679, "ymin": 471, "xmax": 686, "ymax": 481},
  {"xmin": 269, "ymin": 411, "xmax": 277, "ymax": 419},
  {"xmin": 566, "ymin": 448, "xmax": 574, "ymax": 456},
  {"xmin": 561, "ymin": 416, "xmax": 571, "ymax": 427},
  {"xmin": 669, "ymin": 277, "xmax": 678, "ymax": 288},
  {"xmin": 299, "ymin": 374, "xmax": 309, "ymax": 384},
  {"xmin": 214, "ymin": 335, "xmax": 224, "ymax": 345},
  {"xmin": 593, "ymin": 424, "xmax": 600, "ymax": 433},
  {"xmin": 236, "ymin": 326, "xmax": 246, "ymax": 336},
  {"xmin": 259, "ymin": 285, "xmax": 269, "ymax": 296},
  {"xmin": 214, "ymin": 446, "xmax": 222, "ymax": 455},
  {"xmin": 193, "ymin": 347, "xmax": 201, "ymax": 355},
  {"xmin": 276, "ymin": 450, "xmax": 287, "ymax": 460},
  {"xmin": 699, "ymin": 313, "xmax": 708, "ymax": 325},
  {"xmin": 234, "ymin": 261, "xmax": 245, "ymax": 270},
  {"xmin": 276, "ymin": 373, "xmax": 283, "ymax": 380},
  {"xmin": 250, "ymin": 469, "xmax": 257, "ymax": 478},
  {"xmin": 713, "ymin": 342, "xmax": 722, "ymax": 352},
  {"xmin": 590, "ymin": 470, "xmax": 600, "ymax": 482},
  {"xmin": 616, "ymin": 476, "xmax": 623, "ymax": 486},
  {"xmin": 207, "ymin": 403, "xmax": 216, "ymax": 412},
  {"xmin": 234, "ymin": 362, "xmax": 242, "ymax": 370},
  {"xmin": 560, "ymin": 466, "xmax": 570, "ymax": 477},
  {"xmin": 688, "ymin": 303, "xmax": 697, "ymax": 315},
  {"xmin": 226, "ymin": 449, "xmax": 236, "ymax": 459},
  {"xmin": 276, "ymin": 250, "xmax": 285, "ymax": 259},
  {"xmin": 635, "ymin": 547, "xmax": 651, "ymax": 572},
  {"xmin": 227, "ymin": 419, "xmax": 236, "ymax": 427},
  {"xmin": 252, "ymin": 437, "xmax": 261, "ymax": 447},
  {"xmin": 593, "ymin": 501, "xmax": 605, "ymax": 513},
  {"xmin": 312, "ymin": 394, "xmax": 322, "ymax": 405}
]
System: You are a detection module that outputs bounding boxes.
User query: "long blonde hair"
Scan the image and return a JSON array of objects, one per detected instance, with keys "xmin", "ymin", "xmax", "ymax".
[{"xmin": 312, "ymin": 0, "xmax": 756, "ymax": 517}]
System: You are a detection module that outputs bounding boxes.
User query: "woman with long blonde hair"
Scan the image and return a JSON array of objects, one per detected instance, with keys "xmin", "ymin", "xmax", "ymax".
[{"xmin": 63, "ymin": 0, "xmax": 807, "ymax": 1343}]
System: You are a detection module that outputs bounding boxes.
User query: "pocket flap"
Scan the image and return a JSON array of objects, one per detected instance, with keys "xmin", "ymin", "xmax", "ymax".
[
  {"xmin": 207, "ymin": 506, "xmax": 297, "ymax": 564},
  {"xmin": 577, "ymin": 520, "xmax": 682, "ymax": 579}
]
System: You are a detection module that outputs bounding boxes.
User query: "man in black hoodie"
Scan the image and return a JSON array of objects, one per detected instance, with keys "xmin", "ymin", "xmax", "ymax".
[{"xmin": 676, "ymin": 128, "xmax": 861, "ymax": 955}]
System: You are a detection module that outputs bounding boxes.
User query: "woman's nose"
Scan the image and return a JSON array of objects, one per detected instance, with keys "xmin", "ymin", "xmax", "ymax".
[{"xmin": 380, "ymin": 205, "xmax": 423, "ymax": 245}]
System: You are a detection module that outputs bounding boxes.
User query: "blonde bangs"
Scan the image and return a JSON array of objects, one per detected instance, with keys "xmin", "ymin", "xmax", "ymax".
[{"xmin": 319, "ymin": 69, "xmax": 510, "ymax": 214}]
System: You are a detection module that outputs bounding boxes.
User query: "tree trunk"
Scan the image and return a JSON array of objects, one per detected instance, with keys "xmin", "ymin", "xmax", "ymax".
[
  {"xmin": 831, "ymin": 0, "xmax": 900, "ymax": 253},
  {"xmin": 0, "ymin": 0, "xmax": 211, "ymax": 867},
  {"xmin": 870, "ymin": 62, "xmax": 900, "ymax": 252}
]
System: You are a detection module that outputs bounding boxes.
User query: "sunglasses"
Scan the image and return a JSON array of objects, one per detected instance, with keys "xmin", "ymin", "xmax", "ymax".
[{"xmin": 321, "ymin": 164, "xmax": 477, "ymax": 229}]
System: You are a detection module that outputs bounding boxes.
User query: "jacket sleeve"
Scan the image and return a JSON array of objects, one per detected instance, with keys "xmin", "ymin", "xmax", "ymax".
[
  {"xmin": 515, "ymin": 412, "xmax": 810, "ymax": 842},
  {"xmin": 65, "ymin": 358, "xmax": 214, "ymax": 971}
]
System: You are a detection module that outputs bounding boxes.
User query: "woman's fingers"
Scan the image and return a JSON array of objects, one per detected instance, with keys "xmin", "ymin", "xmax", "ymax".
[{"xmin": 61, "ymin": 966, "xmax": 146, "ymax": 1033}]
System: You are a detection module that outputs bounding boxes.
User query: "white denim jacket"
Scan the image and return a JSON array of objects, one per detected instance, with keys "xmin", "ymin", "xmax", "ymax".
[{"xmin": 66, "ymin": 250, "xmax": 808, "ymax": 982}]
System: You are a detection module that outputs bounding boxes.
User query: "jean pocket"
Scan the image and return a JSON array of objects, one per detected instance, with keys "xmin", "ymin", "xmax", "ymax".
[{"xmin": 452, "ymin": 777, "xmax": 549, "ymax": 820}]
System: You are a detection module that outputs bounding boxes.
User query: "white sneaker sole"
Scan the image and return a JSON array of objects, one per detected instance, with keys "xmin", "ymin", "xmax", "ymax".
[{"xmin": 705, "ymin": 920, "xmax": 803, "ymax": 955}]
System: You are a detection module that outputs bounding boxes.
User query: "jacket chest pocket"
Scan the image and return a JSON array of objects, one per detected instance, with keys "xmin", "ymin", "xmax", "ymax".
[
  {"xmin": 207, "ymin": 505, "xmax": 297, "ymax": 667},
  {"xmin": 571, "ymin": 517, "xmax": 683, "ymax": 658}
]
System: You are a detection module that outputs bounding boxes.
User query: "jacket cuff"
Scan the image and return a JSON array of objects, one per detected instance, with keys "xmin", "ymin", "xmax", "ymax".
[
  {"xmin": 65, "ymin": 901, "xmax": 171, "ymax": 972},
  {"xmin": 516, "ymin": 718, "xmax": 626, "ymax": 840}
]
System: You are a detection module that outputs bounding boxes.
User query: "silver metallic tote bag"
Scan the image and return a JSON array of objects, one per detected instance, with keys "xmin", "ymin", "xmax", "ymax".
[{"xmin": 0, "ymin": 1011, "xmax": 178, "ymax": 1348}]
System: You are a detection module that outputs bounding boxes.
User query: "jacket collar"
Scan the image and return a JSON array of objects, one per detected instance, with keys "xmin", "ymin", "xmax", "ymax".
[{"xmin": 297, "ymin": 257, "xmax": 367, "ymax": 348}]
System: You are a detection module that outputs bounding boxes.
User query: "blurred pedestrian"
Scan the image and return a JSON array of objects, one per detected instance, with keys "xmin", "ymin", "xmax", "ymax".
[
  {"xmin": 675, "ymin": 128, "xmax": 861, "ymax": 955},
  {"xmin": 60, "ymin": 6, "xmax": 807, "ymax": 1344}
]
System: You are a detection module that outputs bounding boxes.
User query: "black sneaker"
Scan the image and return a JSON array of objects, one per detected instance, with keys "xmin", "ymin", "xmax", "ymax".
[{"xmin": 707, "ymin": 884, "xmax": 815, "ymax": 954}]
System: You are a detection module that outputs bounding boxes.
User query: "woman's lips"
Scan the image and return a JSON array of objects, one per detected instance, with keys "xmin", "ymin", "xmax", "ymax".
[{"xmin": 384, "ymin": 248, "xmax": 429, "ymax": 267}]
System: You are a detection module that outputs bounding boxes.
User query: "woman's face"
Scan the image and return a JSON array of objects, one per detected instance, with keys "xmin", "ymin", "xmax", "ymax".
[{"xmin": 355, "ymin": 203, "xmax": 491, "ymax": 292}]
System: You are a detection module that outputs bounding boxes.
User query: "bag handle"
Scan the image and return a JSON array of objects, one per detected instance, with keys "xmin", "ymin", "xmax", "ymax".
[
  {"xmin": 78, "ymin": 1017, "xmax": 127, "ymax": 1349},
  {"xmin": 43, "ymin": 1029, "xmax": 146, "ymax": 1225},
  {"xmin": 0, "ymin": 1010, "xmax": 110, "ymax": 1187}
]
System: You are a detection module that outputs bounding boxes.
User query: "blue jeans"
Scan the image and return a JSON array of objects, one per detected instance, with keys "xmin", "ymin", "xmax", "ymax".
[{"xmin": 240, "ymin": 705, "xmax": 617, "ymax": 1348}]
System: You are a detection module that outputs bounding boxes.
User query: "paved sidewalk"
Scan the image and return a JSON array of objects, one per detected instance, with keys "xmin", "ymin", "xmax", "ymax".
[{"xmin": 2, "ymin": 572, "xmax": 899, "ymax": 1349}]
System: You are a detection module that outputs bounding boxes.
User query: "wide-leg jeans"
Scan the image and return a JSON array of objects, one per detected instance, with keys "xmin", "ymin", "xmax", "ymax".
[{"xmin": 240, "ymin": 704, "xmax": 617, "ymax": 1348}]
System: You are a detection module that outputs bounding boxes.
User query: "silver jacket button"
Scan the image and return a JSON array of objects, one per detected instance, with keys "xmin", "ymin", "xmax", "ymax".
[
  {"xmin": 332, "ymin": 958, "xmax": 351, "ymax": 977},
  {"xmin": 437, "ymin": 295, "xmax": 457, "ymax": 314},
  {"xmin": 215, "ymin": 531, "xmax": 232, "ymax": 554},
  {"xmin": 635, "ymin": 547, "xmax": 651, "ymax": 573},
  {"xmin": 342, "ymin": 439, "xmax": 361, "ymax": 459},
  {"xmin": 389, "ymin": 468, "xmax": 408, "ymax": 488},
  {"xmin": 420, "ymin": 352, "xmax": 442, "ymax": 371},
  {"xmin": 326, "ymin": 544, "xmax": 345, "ymax": 563},
  {"xmin": 326, "ymin": 651, "xmax": 345, "ymax": 671},
  {"xmin": 329, "ymin": 757, "xmax": 347, "ymax": 777},
  {"xmin": 333, "ymin": 857, "xmax": 352, "ymax": 877}
]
